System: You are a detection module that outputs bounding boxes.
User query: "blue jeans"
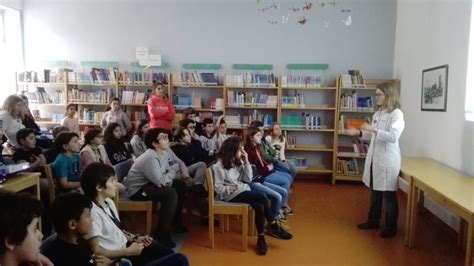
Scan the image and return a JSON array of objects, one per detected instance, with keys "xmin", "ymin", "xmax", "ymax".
[
  {"xmin": 265, "ymin": 170, "xmax": 292, "ymax": 191},
  {"xmin": 250, "ymin": 181, "xmax": 287, "ymax": 218},
  {"xmin": 274, "ymin": 160, "xmax": 297, "ymax": 180}
]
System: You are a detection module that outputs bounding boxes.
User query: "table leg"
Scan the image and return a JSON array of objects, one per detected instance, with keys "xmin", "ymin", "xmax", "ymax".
[
  {"xmin": 459, "ymin": 219, "xmax": 467, "ymax": 250},
  {"xmin": 404, "ymin": 176, "xmax": 413, "ymax": 246},
  {"xmin": 464, "ymin": 215, "xmax": 473, "ymax": 266},
  {"xmin": 408, "ymin": 184, "xmax": 419, "ymax": 248}
]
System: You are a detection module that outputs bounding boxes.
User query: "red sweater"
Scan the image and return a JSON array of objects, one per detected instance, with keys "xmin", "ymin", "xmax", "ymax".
[
  {"xmin": 245, "ymin": 144, "xmax": 271, "ymax": 178},
  {"xmin": 147, "ymin": 95, "xmax": 175, "ymax": 132}
]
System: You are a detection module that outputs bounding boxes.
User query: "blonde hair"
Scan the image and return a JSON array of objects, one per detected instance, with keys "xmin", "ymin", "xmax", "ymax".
[
  {"xmin": 377, "ymin": 81, "xmax": 401, "ymax": 113},
  {"xmin": 2, "ymin": 95, "xmax": 25, "ymax": 118},
  {"xmin": 269, "ymin": 122, "xmax": 284, "ymax": 142}
]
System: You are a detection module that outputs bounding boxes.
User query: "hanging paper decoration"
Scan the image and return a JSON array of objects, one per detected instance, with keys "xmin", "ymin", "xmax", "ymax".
[
  {"xmin": 258, "ymin": 3, "xmax": 279, "ymax": 12},
  {"xmin": 282, "ymin": 14, "xmax": 289, "ymax": 24},
  {"xmin": 289, "ymin": 5, "xmax": 301, "ymax": 12},
  {"xmin": 318, "ymin": 0, "xmax": 325, "ymax": 7},
  {"xmin": 328, "ymin": 0, "xmax": 336, "ymax": 6},
  {"xmin": 298, "ymin": 16, "xmax": 308, "ymax": 25},
  {"xmin": 342, "ymin": 15, "xmax": 352, "ymax": 26},
  {"xmin": 323, "ymin": 20, "xmax": 330, "ymax": 28},
  {"xmin": 303, "ymin": 2, "xmax": 313, "ymax": 11},
  {"xmin": 341, "ymin": 9, "xmax": 351, "ymax": 13},
  {"xmin": 268, "ymin": 19, "xmax": 278, "ymax": 24}
]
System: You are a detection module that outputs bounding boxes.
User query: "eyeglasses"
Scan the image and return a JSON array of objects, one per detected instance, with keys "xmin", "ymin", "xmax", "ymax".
[{"xmin": 157, "ymin": 134, "xmax": 169, "ymax": 141}]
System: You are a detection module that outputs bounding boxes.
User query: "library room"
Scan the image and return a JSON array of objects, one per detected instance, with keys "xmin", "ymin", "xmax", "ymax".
[{"xmin": 0, "ymin": 0, "xmax": 473, "ymax": 265}]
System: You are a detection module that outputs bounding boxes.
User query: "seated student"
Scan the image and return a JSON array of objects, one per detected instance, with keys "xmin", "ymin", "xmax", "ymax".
[
  {"xmin": 13, "ymin": 128, "xmax": 46, "ymax": 172},
  {"xmin": 130, "ymin": 119, "xmax": 150, "ymax": 158},
  {"xmin": 245, "ymin": 127, "xmax": 292, "ymax": 221},
  {"xmin": 100, "ymin": 98, "xmax": 133, "ymax": 138},
  {"xmin": 104, "ymin": 123, "xmax": 132, "ymax": 166},
  {"xmin": 170, "ymin": 127, "xmax": 209, "ymax": 223},
  {"xmin": 61, "ymin": 104, "xmax": 80, "ymax": 135},
  {"xmin": 213, "ymin": 137, "xmax": 292, "ymax": 256},
  {"xmin": 266, "ymin": 122, "xmax": 297, "ymax": 181},
  {"xmin": 199, "ymin": 118, "xmax": 217, "ymax": 159},
  {"xmin": 41, "ymin": 193, "xmax": 113, "ymax": 266},
  {"xmin": 214, "ymin": 115, "xmax": 228, "ymax": 152},
  {"xmin": 53, "ymin": 132, "xmax": 82, "ymax": 193},
  {"xmin": 81, "ymin": 163, "xmax": 189, "ymax": 265},
  {"xmin": 178, "ymin": 118, "xmax": 213, "ymax": 164},
  {"xmin": 44, "ymin": 126, "xmax": 69, "ymax": 164},
  {"xmin": 125, "ymin": 128, "xmax": 188, "ymax": 248},
  {"xmin": 0, "ymin": 190, "xmax": 53, "ymax": 266},
  {"xmin": 2, "ymin": 95, "xmax": 26, "ymax": 148},
  {"xmin": 80, "ymin": 128, "xmax": 112, "ymax": 167},
  {"xmin": 250, "ymin": 120, "xmax": 295, "ymax": 181},
  {"xmin": 181, "ymin": 107, "xmax": 202, "ymax": 135}
]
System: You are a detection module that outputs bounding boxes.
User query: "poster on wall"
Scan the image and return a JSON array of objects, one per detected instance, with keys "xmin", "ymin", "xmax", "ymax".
[{"xmin": 421, "ymin": 64, "xmax": 448, "ymax": 111}]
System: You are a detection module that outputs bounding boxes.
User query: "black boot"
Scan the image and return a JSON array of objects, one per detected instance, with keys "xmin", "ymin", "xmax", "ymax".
[{"xmin": 357, "ymin": 221, "xmax": 379, "ymax": 230}]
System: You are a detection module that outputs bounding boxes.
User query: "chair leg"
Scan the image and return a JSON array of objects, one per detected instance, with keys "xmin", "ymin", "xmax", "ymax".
[
  {"xmin": 248, "ymin": 208, "xmax": 256, "ymax": 236},
  {"xmin": 242, "ymin": 209, "xmax": 248, "ymax": 252},
  {"xmin": 146, "ymin": 203, "xmax": 152, "ymax": 236},
  {"xmin": 219, "ymin": 215, "xmax": 225, "ymax": 233},
  {"xmin": 225, "ymin": 215, "xmax": 230, "ymax": 232},
  {"xmin": 209, "ymin": 212, "xmax": 215, "ymax": 249}
]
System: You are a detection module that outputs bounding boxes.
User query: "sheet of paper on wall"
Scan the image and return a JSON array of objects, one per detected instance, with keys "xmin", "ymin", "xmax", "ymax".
[
  {"xmin": 342, "ymin": 15, "xmax": 352, "ymax": 26},
  {"xmin": 139, "ymin": 54, "xmax": 162, "ymax": 69},
  {"xmin": 136, "ymin": 47, "xmax": 149, "ymax": 60}
]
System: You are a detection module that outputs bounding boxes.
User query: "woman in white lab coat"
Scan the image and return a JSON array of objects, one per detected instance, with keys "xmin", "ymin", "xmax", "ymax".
[{"xmin": 345, "ymin": 81, "xmax": 405, "ymax": 238}]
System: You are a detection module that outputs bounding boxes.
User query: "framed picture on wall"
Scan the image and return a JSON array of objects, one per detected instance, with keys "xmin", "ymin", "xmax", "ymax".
[{"xmin": 421, "ymin": 64, "xmax": 449, "ymax": 111}]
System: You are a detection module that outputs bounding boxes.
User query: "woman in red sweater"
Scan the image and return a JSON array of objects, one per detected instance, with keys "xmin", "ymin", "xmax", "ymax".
[{"xmin": 148, "ymin": 81, "xmax": 175, "ymax": 132}]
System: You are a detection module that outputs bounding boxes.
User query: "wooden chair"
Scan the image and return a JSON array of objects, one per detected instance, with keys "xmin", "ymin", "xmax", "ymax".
[
  {"xmin": 113, "ymin": 160, "xmax": 153, "ymax": 235},
  {"xmin": 43, "ymin": 164, "xmax": 56, "ymax": 203},
  {"xmin": 207, "ymin": 166, "xmax": 253, "ymax": 252}
]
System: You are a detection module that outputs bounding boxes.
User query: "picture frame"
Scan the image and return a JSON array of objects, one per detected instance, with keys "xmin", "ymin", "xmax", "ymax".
[{"xmin": 421, "ymin": 64, "xmax": 448, "ymax": 111}]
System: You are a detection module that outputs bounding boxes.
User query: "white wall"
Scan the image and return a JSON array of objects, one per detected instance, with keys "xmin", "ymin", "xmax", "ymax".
[
  {"xmin": 0, "ymin": 0, "xmax": 21, "ymax": 10},
  {"xmin": 22, "ymin": 0, "xmax": 397, "ymax": 80},
  {"xmin": 394, "ymin": 0, "xmax": 474, "ymax": 230}
]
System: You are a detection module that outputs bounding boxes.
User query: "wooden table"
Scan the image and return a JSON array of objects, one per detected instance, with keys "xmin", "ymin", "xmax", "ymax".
[
  {"xmin": 0, "ymin": 172, "xmax": 41, "ymax": 229},
  {"xmin": 401, "ymin": 157, "xmax": 474, "ymax": 266}
]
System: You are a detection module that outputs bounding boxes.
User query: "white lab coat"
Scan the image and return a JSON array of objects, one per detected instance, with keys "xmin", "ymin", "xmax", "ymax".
[{"xmin": 361, "ymin": 108, "xmax": 405, "ymax": 191}]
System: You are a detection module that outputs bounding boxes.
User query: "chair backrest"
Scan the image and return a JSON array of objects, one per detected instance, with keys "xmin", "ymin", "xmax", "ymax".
[
  {"xmin": 206, "ymin": 167, "xmax": 215, "ymax": 207},
  {"xmin": 43, "ymin": 164, "xmax": 56, "ymax": 203},
  {"xmin": 114, "ymin": 159, "xmax": 132, "ymax": 183}
]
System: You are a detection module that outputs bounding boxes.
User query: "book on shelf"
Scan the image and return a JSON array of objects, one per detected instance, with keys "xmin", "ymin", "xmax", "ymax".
[
  {"xmin": 281, "ymin": 92, "xmax": 305, "ymax": 107},
  {"xmin": 225, "ymin": 73, "xmax": 276, "ymax": 87},
  {"xmin": 336, "ymin": 158, "xmax": 359, "ymax": 175},
  {"xmin": 281, "ymin": 75, "xmax": 322, "ymax": 88},
  {"xmin": 339, "ymin": 91, "xmax": 374, "ymax": 111},
  {"xmin": 284, "ymin": 131, "xmax": 296, "ymax": 148},
  {"xmin": 27, "ymin": 87, "xmax": 63, "ymax": 104},
  {"xmin": 337, "ymin": 143, "xmax": 368, "ymax": 157},
  {"xmin": 121, "ymin": 89, "xmax": 152, "ymax": 104},
  {"xmin": 288, "ymin": 156, "xmax": 307, "ymax": 169},
  {"xmin": 68, "ymin": 86, "xmax": 114, "ymax": 103},
  {"xmin": 227, "ymin": 91, "xmax": 277, "ymax": 107},
  {"xmin": 341, "ymin": 69, "xmax": 365, "ymax": 88},
  {"xmin": 281, "ymin": 113, "xmax": 323, "ymax": 129},
  {"xmin": 51, "ymin": 113, "xmax": 65, "ymax": 123},
  {"xmin": 172, "ymin": 95, "xmax": 202, "ymax": 109},
  {"xmin": 18, "ymin": 68, "xmax": 72, "ymax": 83},
  {"xmin": 67, "ymin": 68, "xmax": 117, "ymax": 84},
  {"xmin": 172, "ymin": 71, "xmax": 219, "ymax": 86},
  {"xmin": 225, "ymin": 112, "xmax": 274, "ymax": 127},
  {"xmin": 78, "ymin": 107, "xmax": 105, "ymax": 124},
  {"xmin": 126, "ymin": 110, "xmax": 148, "ymax": 122},
  {"xmin": 338, "ymin": 115, "xmax": 371, "ymax": 132},
  {"xmin": 118, "ymin": 71, "xmax": 167, "ymax": 85}
]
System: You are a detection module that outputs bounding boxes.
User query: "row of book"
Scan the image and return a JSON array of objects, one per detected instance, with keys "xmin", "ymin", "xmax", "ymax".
[
  {"xmin": 172, "ymin": 95, "xmax": 202, "ymax": 109},
  {"xmin": 78, "ymin": 109, "xmax": 105, "ymax": 124},
  {"xmin": 118, "ymin": 72, "xmax": 167, "ymax": 85},
  {"xmin": 125, "ymin": 111, "xmax": 148, "ymax": 122},
  {"xmin": 336, "ymin": 158, "xmax": 360, "ymax": 175},
  {"xmin": 281, "ymin": 113, "xmax": 325, "ymax": 129},
  {"xmin": 24, "ymin": 88, "xmax": 64, "ymax": 104},
  {"xmin": 225, "ymin": 112, "xmax": 274, "ymax": 127},
  {"xmin": 68, "ymin": 87, "xmax": 115, "ymax": 103},
  {"xmin": 284, "ymin": 131, "xmax": 297, "ymax": 148},
  {"xmin": 281, "ymin": 93, "xmax": 306, "ymax": 107},
  {"xmin": 171, "ymin": 72, "xmax": 218, "ymax": 85},
  {"xmin": 281, "ymin": 75, "xmax": 322, "ymax": 88},
  {"xmin": 340, "ymin": 92, "xmax": 374, "ymax": 111},
  {"xmin": 288, "ymin": 156, "xmax": 308, "ymax": 168},
  {"xmin": 341, "ymin": 70, "xmax": 365, "ymax": 88},
  {"xmin": 227, "ymin": 92, "xmax": 278, "ymax": 107},
  {"xmin": 338, "ymin": 116, "xmax": 369, "ymax": 131},
  {"xmin": 337, "ymin": 143, "xmax": 368, "ymax": 157},
  {"xmin": 225, "ymin": 73, "xmax": 276, "ymax": 86},
  {"xmin": 67, "ymin": 68, "xmax": 118, "ymax": 84},
  {"xmin": 18, "ymin": 68, "xmax": 72, "ymax": 83},
  {"xmin": 121, "ymin": 90, "xmax": 152, "ymax": 104}
]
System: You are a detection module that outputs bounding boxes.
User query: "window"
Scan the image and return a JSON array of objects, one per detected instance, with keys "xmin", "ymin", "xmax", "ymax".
[
  {"xmin": 0, "ymin": 5, "xmax": 22, "ymax": 104},
  {"xmin": 466, "ymin": 1, "xmax": 474, "ymax": 121}
]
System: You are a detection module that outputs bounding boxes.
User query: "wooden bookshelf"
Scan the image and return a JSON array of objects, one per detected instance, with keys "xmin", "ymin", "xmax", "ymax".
[{"xmin": 333, "ymin": 77, "xmax": 400, "ymax": 185}]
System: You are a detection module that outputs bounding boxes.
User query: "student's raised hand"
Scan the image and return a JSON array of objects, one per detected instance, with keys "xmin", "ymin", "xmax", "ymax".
[
  {"xmin": 240, "ymin": 147, "xmax": 249, "ymax": 163},
  {"xmin": 191, "ymin": 131, "xmax": 200, "ymax": 140},
  {"xmin": 94, "ymin": 255, "xmax": 114, "ymax": 266},
  {"xmin": 343, "ymin": 127, "xmax": 360, "ymax": 136},
  {"xmin": 127, "ymin": 242, "xmax": 144, "ymax": 256}
]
